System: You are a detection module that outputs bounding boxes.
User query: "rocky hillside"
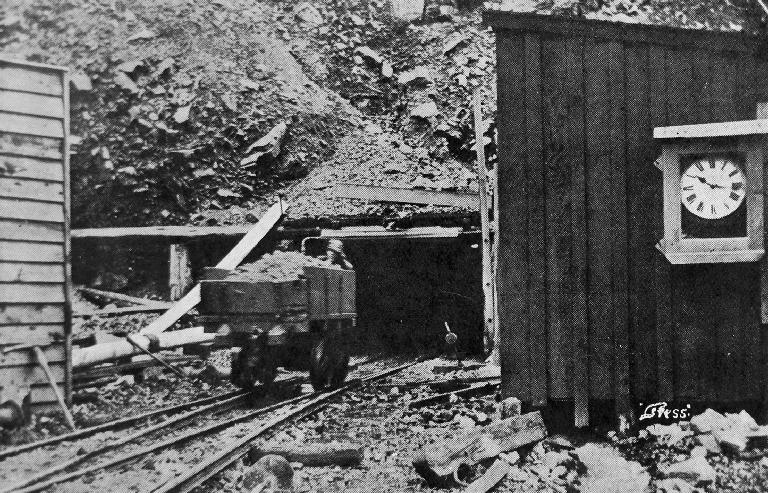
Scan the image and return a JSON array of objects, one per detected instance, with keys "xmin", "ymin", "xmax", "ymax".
[{"xmin": 0, "ymin": 0, "xmax": 762, "ymax": 228}]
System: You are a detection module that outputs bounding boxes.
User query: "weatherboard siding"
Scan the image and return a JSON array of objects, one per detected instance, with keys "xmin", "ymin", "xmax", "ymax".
[{"xmin": 0, "ymin": 58, "xmax": 71, "ymax": 408}]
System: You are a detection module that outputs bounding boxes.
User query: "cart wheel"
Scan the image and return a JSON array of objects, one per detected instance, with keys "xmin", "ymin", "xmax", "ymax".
[
  {"xmin": 232, "ymin": 341, "xmax": 276, "ymax": 391},
  {"xmin": 310, "ymin": 322, "xmax": 350, "ymax": 391}
]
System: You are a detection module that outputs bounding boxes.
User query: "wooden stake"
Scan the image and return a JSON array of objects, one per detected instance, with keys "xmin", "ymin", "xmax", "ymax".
[
  {"xmin": 169, "ymin": 243, "xmax": 192, "ymax": 301},
  {"xmin": 473, "ymin": 88, "xmax": 495, "ymax": 356},
  {"xmin": 33, "ymin": 346, "xmax": 76, "ymax": 430}
]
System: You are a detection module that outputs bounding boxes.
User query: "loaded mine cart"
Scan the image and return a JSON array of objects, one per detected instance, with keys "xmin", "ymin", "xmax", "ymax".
[{"xmin": 199, "ymin": 252, "xmax": 356, "ymax": 392}]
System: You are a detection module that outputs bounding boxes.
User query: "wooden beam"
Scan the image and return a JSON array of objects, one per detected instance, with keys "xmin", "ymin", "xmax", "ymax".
[
  {"xmin": 168, "ymin": 243, "xmax": 192, "ymax": 301},
  {"xmin": 654, "ymin": 119, "xmax": 768, "ymax": 140},
  {"xmin": 320, "ymin": 226, "xmax": 462, "ymax": 240},
  {"xmin": 334, "ymin": 183, "xmax": 479, "ymax": 208},
  {"xmin": 473, "ymin": 89, "xmax": 495, "ymax": 356},
  {"xmin": 73, "ymin": 305, "xmax": 172, "ymax": 318},
  {"xmin": 71, "ymin": 225, "xmax": 255, "ymax": 239},
  {"xmin": 482, "ymin": 11, "xmax": 760, "ymax": 53},
  {"xmin": 138, "ymin": 201, "xmax": 283, "ymax": 335},
  {"xmin": 78, "ymin": 287, "xmax": 167, "ymax": 307}
]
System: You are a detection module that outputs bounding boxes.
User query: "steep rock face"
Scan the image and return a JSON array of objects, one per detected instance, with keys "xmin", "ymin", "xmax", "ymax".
[{"xmin": 1, "ymin": 0, "xmax": 759, "ymax": 228}]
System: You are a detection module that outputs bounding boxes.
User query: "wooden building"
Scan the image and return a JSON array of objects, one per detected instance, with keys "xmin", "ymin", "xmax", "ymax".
[
  {"xmin": 485, "ymin": 11, "xmax": 768, "ymax": 425},
  {"xmin": 0, "ymin": 58, "xmax": 72, "ymax": 410}
]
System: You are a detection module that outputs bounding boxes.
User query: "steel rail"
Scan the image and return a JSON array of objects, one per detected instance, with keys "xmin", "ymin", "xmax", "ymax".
[
  {"xmin": 3, "ymin": 393, "xmax": 247, "ymax": 493},
  {"xmin": 152, "ymin": 360, "xmax": 420, "ymax": 493},
  {"xmin": 13, "ymin": 393, "xmax": 314, "ymax": 493},
  {"xmin": 0, "ymin": 390, "xmax": 245, "ymax": 461}
]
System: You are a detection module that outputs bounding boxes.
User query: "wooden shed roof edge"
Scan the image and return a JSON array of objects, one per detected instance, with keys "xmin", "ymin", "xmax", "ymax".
[
  {"xmin": 654, "ymin": 119, "xmax": 768, "ymax": 139},
  {"xmin": 482, "ymin": 11, "xmax": 767, "ymax": 52},
  {"xmin": 0, "ymin": 56, "xmax": 68, "ymax": 72}
]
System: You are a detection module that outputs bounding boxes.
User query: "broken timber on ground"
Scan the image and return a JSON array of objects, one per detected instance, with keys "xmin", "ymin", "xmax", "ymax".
[
  {"xmin": 248, "ymin": 441, "xmax": 364, "ymax": 467},
  {"xmin": 408, "ymin": 381, "xmax": 499, "ymax": 408},
  {"xmin": 412, "ymin": 410, "xmax": 547, "ymax": 487}
]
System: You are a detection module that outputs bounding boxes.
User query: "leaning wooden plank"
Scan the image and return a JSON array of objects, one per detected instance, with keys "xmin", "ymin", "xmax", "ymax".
[
  {"xmin": 0, "ymin": 90, "xmax": 65, "ymax": 119},
  {"xmin": 0, "ymin": 113, "xmax": 64, "ymax": 138},
  {"xmin": 73, "ymin": 305, "xmax": 171, "ymax": 318},
  {"xmin": 0, "ymin": 65, "xmax": 63, "ymax": 96},
  {"xmin": 0, "ymin": 241, "xmax": 63, "ymax": 262},
  {"xmin": 334, "ymin": 183, "xmax": 479, "ymax": 208},
  {"xmin": 78, "ymin": 286, "xmax": 168, "ymax": 307},
  {"xmin": 139, "ymin": 201, "xmax": 284, "ymax": 335},
  {"xmin": 0, "ymin": 197, "xmax": 64, "ymax": 222},
  {"xmin": 34, "ymin": 346, "xmax": 76, "ymax": 429},
  {"xmin": 412, "ymin": 411, "xmax": 547, "ymax": 487}
]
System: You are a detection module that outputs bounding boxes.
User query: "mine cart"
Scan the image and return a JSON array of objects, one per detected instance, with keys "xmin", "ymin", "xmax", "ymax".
[{"xmin": 199, "ymin": 265, "xmax": 356, "ymax": 391}]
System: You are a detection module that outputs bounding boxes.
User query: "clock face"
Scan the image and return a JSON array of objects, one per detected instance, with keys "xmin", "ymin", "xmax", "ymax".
[{"xmin": 680, "ymin": 157, "xmax": 746, "ymax": 220}]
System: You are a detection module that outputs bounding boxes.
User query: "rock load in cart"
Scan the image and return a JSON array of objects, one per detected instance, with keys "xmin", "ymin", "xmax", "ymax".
[{"xmin": 199, "ymin": 251, "xmax": 356, "ymax": 391}]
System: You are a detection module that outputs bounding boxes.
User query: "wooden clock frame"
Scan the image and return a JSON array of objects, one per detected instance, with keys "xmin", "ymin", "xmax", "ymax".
[{"xmin": 654, "ymin": 120, "xmax": 767, "ymax": 264}]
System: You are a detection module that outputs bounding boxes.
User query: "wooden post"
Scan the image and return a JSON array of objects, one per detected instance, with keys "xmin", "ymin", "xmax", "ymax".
[
  {"xmin": 491, "ymin": 158, "xmax": 501, "ymax": 366},
  {"xmin": 33, "ymin": 346, "xmax": 76, "ymax": 430},
  {"xmin": 757, "ymin": 102, "xmax": 768, "ymax": 422},
  {"xmin": 473, "ymin": 88, "xmax": 495, "ymax": 356},
  {"xmin": 169, "ymin": 243, "xmax": 192, "ymax": 301}
]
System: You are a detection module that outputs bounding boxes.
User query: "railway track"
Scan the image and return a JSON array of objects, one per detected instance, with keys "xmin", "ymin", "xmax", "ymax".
[{"xmin": 0, "ymin": 358, "xmax": 417, "ymax": 493}]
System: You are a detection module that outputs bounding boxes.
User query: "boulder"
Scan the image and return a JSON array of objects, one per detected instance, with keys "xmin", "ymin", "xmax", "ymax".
[
  {"xmin": 690, "ymin": 408, "xmax": 726, "ymax": 434},
  {"xmin": 656, "ymin": 478, "xmax": 697, "ymax": 493},
  {"xmin": 499, "ymin": 397, "xmax": 521, "ymax": 419},
  {"xmin": 242, "ymin": 454, "xmax": 294, "ymax": 492},
  {"xmin": 660, "ymin": 456, "xmax": 716, "ymax": 485},
  {"xmin": 713, "ymin": 427, "xmax": 747, "ymax": 454},
  {"xmin": 695, "ymin": 433, "xmax": 722, "ymax": 455}
]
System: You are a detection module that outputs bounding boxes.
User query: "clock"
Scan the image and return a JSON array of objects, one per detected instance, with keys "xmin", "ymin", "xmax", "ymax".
[
  {"xmin": 680, "ymin": 156, "xmax": 745, "ymax": 220},
  {"xmin": 654, "ymin": 120, "xmax": 766, "ymax": 264}
]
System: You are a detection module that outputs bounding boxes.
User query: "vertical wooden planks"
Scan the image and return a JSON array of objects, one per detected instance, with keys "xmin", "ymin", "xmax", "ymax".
[
  {"xmin": 492, "ymin": 16, "xmax": 768, "ymax": 411},
  {"xmin": 655, "ymin": 46, "xmax": 675, "ymax": 401},
  {"xmin": 608, "ymin": 40, "xmax": 630, "ymax": 420},
  {"xmin": 496, "ymin": 34, "xmax": 531, "ymax": 403},
  {"xmin": 524, "ymin": 34, "xmax": 548, "ymax": 408},
  {"xmin": 541, "ymin": 35, "xmax": 572, "ymax": 401},
  {"xmin": 625, "ymin": 43, "xmax": 655, "ymax": 402},
  {"xmin": 565, "ymin": 35, "xmax": 589, "ymax": 427},
  {"xmin": 583, "ymin": 39, "xmax": 614, "ymax": 401}
]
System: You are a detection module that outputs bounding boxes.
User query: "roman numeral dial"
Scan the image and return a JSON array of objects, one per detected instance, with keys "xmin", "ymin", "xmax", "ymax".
[{"xmin": 680, "ymin": 157, "xmax": 746, "ymax": 220}]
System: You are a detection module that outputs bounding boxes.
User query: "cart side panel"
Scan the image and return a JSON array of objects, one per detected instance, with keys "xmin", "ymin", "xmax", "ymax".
[
  {"xmin": 200, "ymin": 279, "xmax": 307, "ymax": 314},
  {"xmin": 304, "ymin": 267, "xmax": 356, "ymax": 320}
]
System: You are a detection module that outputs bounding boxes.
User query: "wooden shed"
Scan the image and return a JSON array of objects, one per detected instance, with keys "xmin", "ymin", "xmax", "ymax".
[
  {"xmin": 0, "ymin": 58, "xmax": 72, "ymax": 410},
  {"xmin": 485, "ymin": 11, "xmax": 768, "ymax": 425}
]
